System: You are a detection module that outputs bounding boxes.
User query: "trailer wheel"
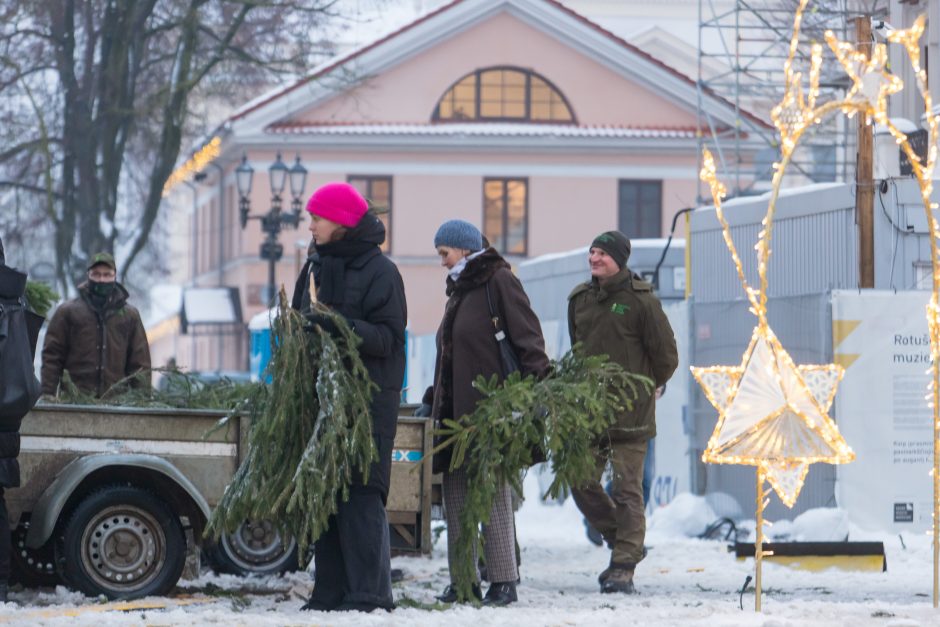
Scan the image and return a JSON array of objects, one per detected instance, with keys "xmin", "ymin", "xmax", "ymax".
[
  {"xmin": 59, "ymin": 486, "xmax": 185, "ymax": 599},
  {"xmin": 207, "ymin": 519, "xmax": 300, "ymax": 576},
  {"xmin": 10, "ymin": 519, "xmax": 60, "ymax": 587}
]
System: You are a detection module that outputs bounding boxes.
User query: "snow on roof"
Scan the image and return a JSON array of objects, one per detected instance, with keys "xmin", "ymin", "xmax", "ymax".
[
  {"xmin": 227, "ymin": 0, "xmax": 767, "ymax": 130},
  {"xmin": 182, "ymin": 288, "xmax": 240, "ymax": 325},
  {"xmin": 266, "ymin": 122, "xmax": 699, "ymax": 139},
  {"xmin": 248, "ymin": 307, "xmax": 278, "ymax": 331},
  {"xmin": 520, "ymin": 238, "xmax": 685, "ymax": 267}
]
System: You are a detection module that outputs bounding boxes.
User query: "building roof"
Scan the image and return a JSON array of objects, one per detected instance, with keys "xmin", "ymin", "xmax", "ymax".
[
  {"xmin": 266, "ymin": 121, "xmax": 702, "ymax": 139},
  {"xmin": 225, "ymin": 0, "xmax": 768, "ymax": 136}
]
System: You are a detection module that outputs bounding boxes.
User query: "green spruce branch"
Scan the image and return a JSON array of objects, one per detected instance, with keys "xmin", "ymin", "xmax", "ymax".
[
  {"xmin": 206, "ymin": 289, "xmax": 377, "ymax": 554},
  {"xmin": 24, "ymin": 281, "xmax": 59, "ymax": 317},
  {"xmin": 432, "ymin": 348, "xmax": 652, "ymax": 602}
]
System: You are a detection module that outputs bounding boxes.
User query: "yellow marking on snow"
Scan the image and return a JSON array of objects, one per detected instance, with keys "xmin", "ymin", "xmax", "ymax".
[
  {"xmin": 0, "ymin": 596, "xmax": 216, "ymax": 622},
  {"xmin": 736, "ymin": 554, "xmax": 885, "ymax": 572}
]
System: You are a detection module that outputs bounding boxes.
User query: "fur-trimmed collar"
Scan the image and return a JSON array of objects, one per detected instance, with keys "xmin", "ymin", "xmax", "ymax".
[{"xmin": 445, "ymin": 248, "xmax": 509, "ymax": 297}]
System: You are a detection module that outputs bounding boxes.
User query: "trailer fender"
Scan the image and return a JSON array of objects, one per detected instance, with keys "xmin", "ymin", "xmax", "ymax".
[{"xmin": 25, "ymin": 453, "xmax": 212, "ymax": 549}]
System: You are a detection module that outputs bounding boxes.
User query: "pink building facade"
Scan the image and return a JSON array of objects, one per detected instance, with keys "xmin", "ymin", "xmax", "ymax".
[{"xmin": 150, "ymin": 0, "xmax": 762, "ymax": 371}]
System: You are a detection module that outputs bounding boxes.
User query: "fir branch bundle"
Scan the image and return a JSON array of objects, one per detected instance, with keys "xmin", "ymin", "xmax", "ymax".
[
  {"xmin": 433, "ymin": 349, "xmax": 652, "ymax": 602},
  {"xmin": 206, "ymin": 289, "xmax": 377, "ymax": 552},
  {"xmin": 47, "ymin": 367, "xmax": 256, "ymax": 409},
  {"xmin": 24, "ymin": 281, "xmax": 59, "ymax": 317}
]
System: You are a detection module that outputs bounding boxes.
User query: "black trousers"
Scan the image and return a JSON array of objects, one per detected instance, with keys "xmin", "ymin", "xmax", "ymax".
[
  {"xmin": 0, "ymin": 488, "xmax": 9, "ymax": 583},
  {"xmin": 309, "ymin": 435, "xmax": 394, "ymax": 610}
]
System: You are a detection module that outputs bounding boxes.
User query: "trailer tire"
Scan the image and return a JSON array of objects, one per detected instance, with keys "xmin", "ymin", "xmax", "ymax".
[
  {"xmin": 10, "ymin": 519, "xmax": 60, "ymax": 588},
  {"xmin": 206, "ymin": 519, "xmax": 300, "ymax": 576},
  {"xmin": 59, "ymin": 486, "xmax": 185, "ymax": 599}
]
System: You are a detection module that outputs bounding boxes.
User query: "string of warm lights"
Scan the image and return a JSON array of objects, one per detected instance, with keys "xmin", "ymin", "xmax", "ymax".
[
  {"xmin": 690, "ymin": 0, "xmax": 940, "ymax": 610},
  {"xmin": 697, "ymin": 2, "xmax": 940, "ymax": 610},
  {"xmin": 162, "ymin": 136, "xmax": 222, "ymax": 196}
]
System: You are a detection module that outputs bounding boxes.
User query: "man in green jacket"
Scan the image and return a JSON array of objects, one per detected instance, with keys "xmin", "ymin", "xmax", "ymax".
[{"xmin": 568, "ymin": 230, "xmax": 678, "ymax": 594}]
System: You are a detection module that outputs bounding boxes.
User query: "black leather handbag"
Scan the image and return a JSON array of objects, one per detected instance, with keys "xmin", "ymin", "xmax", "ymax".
[{"xmin": 485, "ymin": 282, "xmax": 546, "ymax": 465}]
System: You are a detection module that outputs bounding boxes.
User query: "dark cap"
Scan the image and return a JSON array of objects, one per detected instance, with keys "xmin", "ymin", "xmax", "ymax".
[
  {"xmin": 590, "ymin": 231, "xmax": 631, "ymax": 269},
  {"xmin": 87, "ymin": 252, "xmax": 116, "ymax": 271}
]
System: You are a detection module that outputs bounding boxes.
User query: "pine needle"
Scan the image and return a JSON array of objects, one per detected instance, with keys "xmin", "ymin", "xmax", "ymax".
[
  {"xmin": 432, "ymin": 348, "xmax": 652, "ymax": 602},
  {"xmin": 205, "ymin": 289, "xmax": 377, "ymax": 553}
]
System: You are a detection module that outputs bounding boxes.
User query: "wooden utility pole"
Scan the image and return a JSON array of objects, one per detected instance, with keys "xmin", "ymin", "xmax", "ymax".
[{"xmin": 855, "ymin": 16, "xmax": 875, "ymax": 288}]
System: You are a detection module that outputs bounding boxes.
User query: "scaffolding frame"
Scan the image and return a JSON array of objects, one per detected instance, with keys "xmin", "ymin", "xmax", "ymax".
[{"xmin": 697, "ymin": 1, "xmax": 890, "ymax": 200}]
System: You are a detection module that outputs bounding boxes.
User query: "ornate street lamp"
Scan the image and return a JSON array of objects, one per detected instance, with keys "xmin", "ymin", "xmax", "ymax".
[
  {"xmin": 288, "ymin": 156, "xmax": 308, "ymax": 225},
  {"xmin": 236, "ymin": 155, "xmax": 254, "ymax": 229},
  {"xmin": 236, "ymin": 152, "xmax": 309, "ymax": 304}
]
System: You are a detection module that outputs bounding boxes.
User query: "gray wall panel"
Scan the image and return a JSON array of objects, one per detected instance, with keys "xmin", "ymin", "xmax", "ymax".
[{"xmin": 690, "ymin": 294, "xmax": 834, "ymax": 519}]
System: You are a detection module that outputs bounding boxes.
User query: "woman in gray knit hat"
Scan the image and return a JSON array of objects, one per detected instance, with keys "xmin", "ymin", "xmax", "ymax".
[{"xmin": 418, "ymin": 219, "xmax": 549, "ymax": 606}]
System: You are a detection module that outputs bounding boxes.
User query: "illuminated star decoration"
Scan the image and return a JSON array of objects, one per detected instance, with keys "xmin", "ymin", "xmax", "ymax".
[
  {"xmin": 698, "ymin": 1, "xmax": 940, "ymax": 611},
  {"xmin": 695, "ymin": 0, "xmax": 864, "ymax": 513},
  {"xmin": 692, "ymin": 327, "xmax": 852, "ymax": 508}
]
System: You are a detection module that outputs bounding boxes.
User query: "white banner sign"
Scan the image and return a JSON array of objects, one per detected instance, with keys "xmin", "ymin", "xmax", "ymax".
[{"xmin": 832, "ymin": 290, "xmax": 933, "ymax": 533}]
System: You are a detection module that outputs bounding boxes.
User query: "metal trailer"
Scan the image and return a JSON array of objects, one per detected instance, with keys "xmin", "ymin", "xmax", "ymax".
[
  {"xmin": 688, "ymin": 176, "xmax": 937, "ymax": 520},
  {"xmin": 9, "ymin": 404, "xmax": 433, "ymax": 600}
]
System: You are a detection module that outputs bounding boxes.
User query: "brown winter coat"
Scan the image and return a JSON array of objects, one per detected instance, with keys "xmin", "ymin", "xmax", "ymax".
[
  {"xmin": 41, "ymin": 282, "xmax": 151, "ymax": 397},
  {"xmin": 568, "ymin": 268, "xmax": 678, "ymax": 442},
  {"xmin": 429, "ymin": 249, "xmax": 550, "ymax": 425}
]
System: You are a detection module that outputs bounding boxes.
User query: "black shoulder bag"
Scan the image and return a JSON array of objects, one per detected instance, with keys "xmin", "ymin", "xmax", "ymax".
[{"xmin": 484, "ymin": 282, "xmax": 546, "ymax": 465}]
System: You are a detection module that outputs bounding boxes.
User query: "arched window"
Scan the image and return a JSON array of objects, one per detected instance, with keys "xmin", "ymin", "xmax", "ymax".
[{"xmin": 433, "ymin": 66, "xmax": 575, "ymax": 123}]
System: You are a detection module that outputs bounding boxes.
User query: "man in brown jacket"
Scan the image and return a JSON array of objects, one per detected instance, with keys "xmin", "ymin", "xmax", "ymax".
[
  {"xmin": 41, "ymin": 252, "xmax": 151, "ymax": 397},
  {"xmin": 568, "ymin": 230, "xmax": 678, "ymax": 595}
]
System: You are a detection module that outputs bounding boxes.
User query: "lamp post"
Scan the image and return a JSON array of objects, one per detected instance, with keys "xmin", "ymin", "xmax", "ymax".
[{"xmin": 235, "ymin": 153, "xmax": 308, "ymax": 305}]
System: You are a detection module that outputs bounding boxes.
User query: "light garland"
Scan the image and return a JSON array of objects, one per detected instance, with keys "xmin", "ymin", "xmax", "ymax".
[
  {"xmin": 162, "ymin": 136, "xmax": 222, "ymax": 196},
  {"xmin": 695, "ymin": 0, "xmax": 940, "ymax": 610}
]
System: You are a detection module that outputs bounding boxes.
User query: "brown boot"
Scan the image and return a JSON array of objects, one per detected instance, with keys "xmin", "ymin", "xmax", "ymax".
[{"xmin": 600, "ymin": 568, "xmax": 635, "ymax": 594}]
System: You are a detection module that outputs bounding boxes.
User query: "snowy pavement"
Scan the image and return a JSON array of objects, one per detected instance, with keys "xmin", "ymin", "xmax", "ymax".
[{"xmin": 1, "ymin": 473, "xmax": 938, "ymax": 626}]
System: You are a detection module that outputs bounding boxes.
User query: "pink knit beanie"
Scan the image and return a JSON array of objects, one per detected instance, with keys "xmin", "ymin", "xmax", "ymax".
[{"xmin": 305, "ymin": 182, "xmax": 368, "ymax": 228}]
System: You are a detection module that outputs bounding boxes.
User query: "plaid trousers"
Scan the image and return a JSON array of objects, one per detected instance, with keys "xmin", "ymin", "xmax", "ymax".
[{"xmin": 443, "ymin": 466, "xmax": 518, "ymax": 584}]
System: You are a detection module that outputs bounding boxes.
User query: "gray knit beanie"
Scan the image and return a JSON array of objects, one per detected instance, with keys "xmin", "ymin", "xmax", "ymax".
[{"xmin": 434, "ymin": 219, "xmax": 483, "ymax": 251}]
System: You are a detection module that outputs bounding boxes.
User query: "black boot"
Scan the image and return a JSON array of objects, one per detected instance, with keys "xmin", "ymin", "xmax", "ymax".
[
  {"xmin": 482, "ymin": 581, "xmax": 517, "ymax": 606},
  {"xmin": 335, "ymin": 601, "xmax": 392, "ymax": 613},
  {"xmin": 300, "ymin": 597, "xmax": 338, "ymax": 612},
  {"xmin": 436, "ymin": 583, "xmax": 481, "ymax": 603},
  {"xmin": 0, "ymin": 583, "xmax": 7, "ymax": 604}
]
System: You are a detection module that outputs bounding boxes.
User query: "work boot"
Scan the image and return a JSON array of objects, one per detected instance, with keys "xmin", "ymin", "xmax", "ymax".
[
  {"xmin": 598, "ymin": 547, "xmax": 648, "ymax": 583},
  {"xmin": 482, "ymin": 581, "xmax": 518, "ymax": 606},
  {"xmin": 600, "ymin": 568, "xmax": 636, "ymax": 594},
  {"xmin": 436, "ymin": 583, "xmax": 482, "ymax": 603}
]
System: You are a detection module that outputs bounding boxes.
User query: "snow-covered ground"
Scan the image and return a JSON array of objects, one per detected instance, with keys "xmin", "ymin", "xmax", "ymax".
[{"xmin": 1, "ymin": 473, "xmax": 938, "ymax": 626}]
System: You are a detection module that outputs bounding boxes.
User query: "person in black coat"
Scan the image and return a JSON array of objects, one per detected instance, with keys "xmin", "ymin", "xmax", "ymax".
[
  {"xmin": 0, "ymin": 236, "xmax": 42, "ymax": 601},
  {"xmin": 290, "ymin": 183, "xmax": 407, "ymax": 613}
]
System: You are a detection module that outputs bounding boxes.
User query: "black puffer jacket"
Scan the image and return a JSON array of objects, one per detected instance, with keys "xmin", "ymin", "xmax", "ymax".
[
  {"xmin": 0, "ymin": 246, "xmax": 41, "ymax": 487},
  {"xmin": 291, "ymin": 214, "xmax": 407, "ymax": 440}
]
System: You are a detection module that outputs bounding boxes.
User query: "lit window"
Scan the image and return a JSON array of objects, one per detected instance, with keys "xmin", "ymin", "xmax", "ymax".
[
  {"xmin": 434, "ymin": 67, "xmax": 574, "ymax": 123},
  {"xmin": 484, "ymin": 178, "xmax": 527, "ymax": 255}
]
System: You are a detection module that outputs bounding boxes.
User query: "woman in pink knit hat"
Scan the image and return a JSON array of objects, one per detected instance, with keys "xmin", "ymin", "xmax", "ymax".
[{"xmin": 291, "ymin": 182, "xmax": 407, "ymax": 613}]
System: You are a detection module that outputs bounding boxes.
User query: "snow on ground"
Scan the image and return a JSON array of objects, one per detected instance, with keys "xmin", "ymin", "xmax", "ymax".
[{"xmin": 0, "ymin": 473, "xmax": 938, "ymax": 625}]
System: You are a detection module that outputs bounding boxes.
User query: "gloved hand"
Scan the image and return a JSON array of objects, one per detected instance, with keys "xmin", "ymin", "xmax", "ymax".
[
  {"xmin": 303, "ymin": 311, "xmax": 342, "ymax": 336},
  {"xmin": 414, "ymin": 403, "xmax": 432, "ymax": 417}
]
